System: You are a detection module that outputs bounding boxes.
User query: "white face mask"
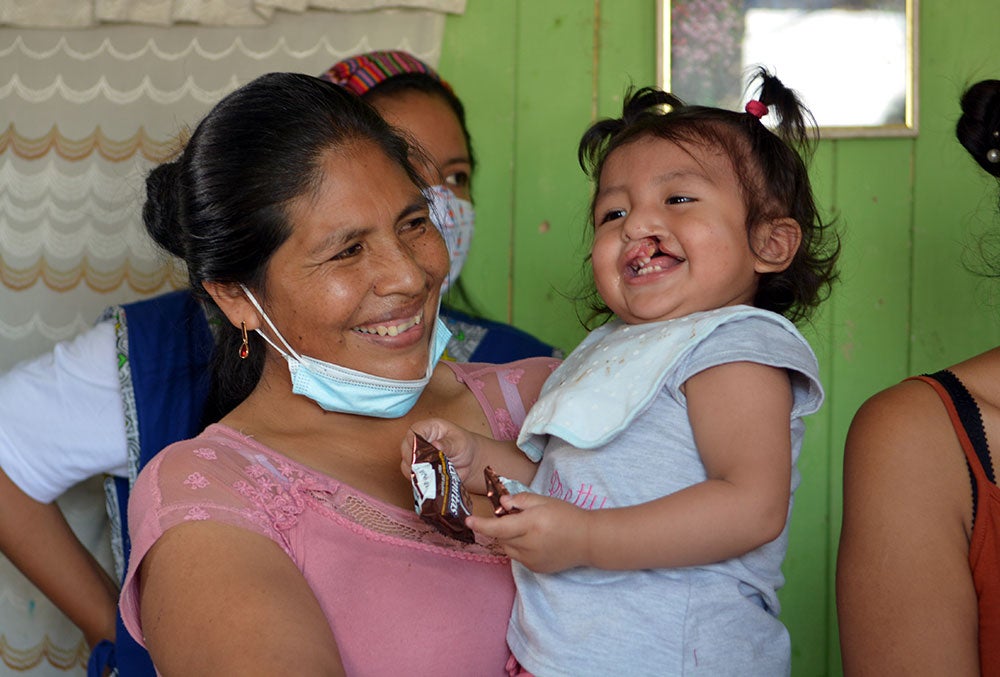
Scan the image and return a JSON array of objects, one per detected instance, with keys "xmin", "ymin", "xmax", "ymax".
[
  {"xmin": 240, "ymin": 285, "xmax": 451, "ymax": 418},
  {"xmin": 424, "ymin": 184, "xmax": 475, "ymax": 293}
]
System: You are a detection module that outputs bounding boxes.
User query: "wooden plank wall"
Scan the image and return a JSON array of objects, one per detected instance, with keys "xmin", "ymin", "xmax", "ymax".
[{"xmin": 440, "ymin": 1, "xmax": 1000, "ymax": 675}]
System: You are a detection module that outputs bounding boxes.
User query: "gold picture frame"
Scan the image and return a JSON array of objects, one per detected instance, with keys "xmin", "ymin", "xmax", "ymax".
[{"xmin": 657, "ymin": 0, "xmax": 918, "ymax": 138}]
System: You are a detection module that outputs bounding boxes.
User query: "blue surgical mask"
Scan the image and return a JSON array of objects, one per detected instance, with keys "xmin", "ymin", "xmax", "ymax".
[
  {"xmin": 240, "ymin": 285, "xmax": 451, "ymax": 418},
  {"xmin": 424, "ymin": 185, "xmax": 475, "ymax": 293}
]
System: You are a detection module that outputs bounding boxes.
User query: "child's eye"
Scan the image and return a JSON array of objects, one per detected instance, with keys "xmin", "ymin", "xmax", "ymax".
[
  {"xmin": 598, "ymin": 208, "xmax": 627, "ymax": 225},
  {"xmin": 667, "ymin": 195, "xmax": 694, "ymax": 205}
]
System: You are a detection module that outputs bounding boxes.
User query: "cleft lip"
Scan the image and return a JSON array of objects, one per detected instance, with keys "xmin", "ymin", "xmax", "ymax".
[{"xmin": 623, "ymin": 236, "xmax": 684, "ymax": 276}]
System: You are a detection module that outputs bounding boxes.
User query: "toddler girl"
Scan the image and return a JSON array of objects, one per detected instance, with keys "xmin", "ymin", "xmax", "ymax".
[{"xmin": 405, "ymin": 68, "xmax": 839, "ymax": 676}]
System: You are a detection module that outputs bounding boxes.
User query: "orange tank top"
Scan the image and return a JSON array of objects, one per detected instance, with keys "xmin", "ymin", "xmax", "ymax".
[{"xmin": 915, "ymin": 371, "xmax": 1000, "ymax": 675}]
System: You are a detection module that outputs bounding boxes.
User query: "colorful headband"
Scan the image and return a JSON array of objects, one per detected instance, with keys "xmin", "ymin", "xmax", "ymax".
[
  {"xmin": 318, "ymin": 50, "xmax": 451, "ymax": 97},
  {"xmin": 745, "ymin": 100, "xmax": 768, "ymax": 119}
]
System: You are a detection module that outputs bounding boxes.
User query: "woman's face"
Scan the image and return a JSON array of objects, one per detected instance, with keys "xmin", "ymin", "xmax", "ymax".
[
  {"xmin": 370, "ymin": 90, "xmax": 472, "ymax": 200},
  {"xmin": 257, "ymin": 140, "xmax": 449, "ymax": 380}
]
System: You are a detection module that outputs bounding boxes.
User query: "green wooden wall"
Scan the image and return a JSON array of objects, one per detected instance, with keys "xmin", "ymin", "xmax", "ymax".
[{"xmin": 441, "ymin": 1, "xmax": 1000, "ymax": 675}]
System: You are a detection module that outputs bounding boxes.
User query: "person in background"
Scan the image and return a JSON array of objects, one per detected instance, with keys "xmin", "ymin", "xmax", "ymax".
[
  {"xmin": 0, "ymin": 50, "xmax": 557, "ymax": 674},
  {"xmin": 404, "ymin": 70, "xmax": 839, "ymax": 676},
  {"xmin": 838, "ymin": 78, "xmax": 1000, "ymax": 676}
]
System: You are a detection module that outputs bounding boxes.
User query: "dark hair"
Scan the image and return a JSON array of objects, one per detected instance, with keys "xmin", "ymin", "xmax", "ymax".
[
  {"xmin": 577, "ymin": 68, "xmax": 840, "ymax": 325},
  {"xmin": 364, "ymin": 72, "xmax": 477, "ymax": 176},
  {"xmin": 143, "ymin": 72, "xmax": 424, "ymax": 417},
  {"xmin": 956, "ymin": 79, "xmax": 1000, "ymax": 282},
  {"xmin": 957, "ymin": 79, "xmax": 1000, "ymax": 178}
]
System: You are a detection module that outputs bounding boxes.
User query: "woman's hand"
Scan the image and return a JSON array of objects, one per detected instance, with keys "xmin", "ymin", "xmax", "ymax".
[
  {"xmin": 401, "ymin": 418, "xmax": 487, "ymax": 491},
  {"xmin": 401, "ymin": 418, "xmax": 538, "ymax": 494}
]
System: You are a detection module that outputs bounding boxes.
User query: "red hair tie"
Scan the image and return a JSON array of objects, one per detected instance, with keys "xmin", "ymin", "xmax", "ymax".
[{"xmin": 745, "ymin": 100, "xmax": 768, "ymax": 119}]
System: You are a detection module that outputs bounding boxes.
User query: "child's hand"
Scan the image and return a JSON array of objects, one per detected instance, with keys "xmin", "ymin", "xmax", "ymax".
[
  {"xmin": 467, "ymin": 493, "xmax": 591, "ymax": 573},
  {"xmin": 400, "ymin": 418, "xmax": 485, "ymax": 490}
]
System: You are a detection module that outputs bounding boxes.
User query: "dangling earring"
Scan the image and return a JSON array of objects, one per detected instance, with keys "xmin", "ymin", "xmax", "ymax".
[{"xmin": 239, "ymin": 322, "xmax": 250, "ymax": 359}]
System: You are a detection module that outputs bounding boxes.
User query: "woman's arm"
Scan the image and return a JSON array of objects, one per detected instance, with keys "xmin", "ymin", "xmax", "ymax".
[
  {"xmin": 139, "ymin": 520, "xmax": 344, "ymax": 675},
  {"xmin": 837, "ymin": 381, "xmax": 979, "ymax": 676},
  {"xmin": 0, "ymin": 468, "xmax": 117, "ymax": 648},
  {"xmin": 470, "ymin": 361, "xmax": 794, "ymax": 572}
]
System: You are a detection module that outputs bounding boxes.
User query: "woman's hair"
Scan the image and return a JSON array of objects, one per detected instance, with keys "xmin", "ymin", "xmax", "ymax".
[
  {"xmin": 577, "ymin": 68, "xmax": 840, "ymax": 326},
  {"xmin": 957, "ymin": 79, "xmax": 1000, "ymax": 179},
  {"xmin": 143, "ymin": 71, "xmax": 424, "ymax": 417},
  {"xmin": 957, "ymin": 79, "xmax": 1000, "ymax": 281},
  {"xmin": 319, "ymin": 50, "xmax": 476, "ymax": 175}
]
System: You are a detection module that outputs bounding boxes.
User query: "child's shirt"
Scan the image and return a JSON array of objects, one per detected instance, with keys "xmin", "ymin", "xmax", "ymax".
[{"xmin": 508, "ymin": 306, "xmax": 823, "ymax": 677}]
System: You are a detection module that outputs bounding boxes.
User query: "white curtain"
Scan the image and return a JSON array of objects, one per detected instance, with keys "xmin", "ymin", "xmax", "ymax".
[
  {"xmin": 0, "ymin": 5, "xmax": 461, "ymax": 673},
  {"xmin": 0, "ymin": 0, "xmax": 465, "ymax": 27}
]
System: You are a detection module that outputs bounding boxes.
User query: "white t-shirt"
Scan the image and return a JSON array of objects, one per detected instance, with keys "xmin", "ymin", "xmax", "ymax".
[{"xmin": 0, "ymin": 321, "xmax": 128, "ymax": 502}]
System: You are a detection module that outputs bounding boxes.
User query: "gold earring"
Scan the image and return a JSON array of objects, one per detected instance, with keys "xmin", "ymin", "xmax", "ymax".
[{"xmin": 239, "ymin": 322, "xmax": 250, "ymax": 359}]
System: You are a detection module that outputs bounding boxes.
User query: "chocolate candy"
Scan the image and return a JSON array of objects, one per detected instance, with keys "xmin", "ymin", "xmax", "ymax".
[
  {"xmin": 484, "ymin": 465, "xmax": 521, "ymax": 516},
  {"xmin": 410, "ymin": 432, "xmax": 475, "ymax": 543}
]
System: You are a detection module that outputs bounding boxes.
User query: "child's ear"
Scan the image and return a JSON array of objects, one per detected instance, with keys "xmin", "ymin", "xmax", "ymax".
[
  {"xmin": 752, "ymin": 218, "xmax": 801, "ymax": 273},
  {"xmin": 202, "ymin": 281, "xmax": 261, "ymax": 332}
]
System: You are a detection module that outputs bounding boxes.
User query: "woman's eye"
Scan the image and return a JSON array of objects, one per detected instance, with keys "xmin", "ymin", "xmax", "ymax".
[
  {"xmin": 598, "ymin": 208, "xmax": 627, "ymax": 225},
  {"xmin": 401, "ymin": 216, "xmax": 430, "ymax": 234},
  {"xmin": 667, "ymin": 195, "xmax": 694, "ymax": 205},
  {"xmin": 331, "ymin": 243, "xmax": 363, "ymax": 261},
  {"xmin": 445, "ymin": 171, "xmax": 469, "ymax": 189}
]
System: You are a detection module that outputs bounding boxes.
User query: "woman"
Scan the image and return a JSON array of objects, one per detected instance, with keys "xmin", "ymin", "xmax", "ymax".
[
  {"xmin": 838, "ymin": 79, "xmax": 1000, "ymax": 675},
  {"xmin": 121, "ymin": 71, "xmax": 558, "ymax": 674},
  {"xmin": 0, "ymin": 51, "xmax": 557, "ymax": 672}
]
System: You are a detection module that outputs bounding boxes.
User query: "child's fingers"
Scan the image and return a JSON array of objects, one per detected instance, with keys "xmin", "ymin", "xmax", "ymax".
[{"xmin": 466, "ymin": 511, "xmax": 529, "ymax": 541}]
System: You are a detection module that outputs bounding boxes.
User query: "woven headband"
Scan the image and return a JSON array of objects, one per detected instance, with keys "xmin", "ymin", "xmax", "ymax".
[{"xmin": 318, "ymin": 50, "xmax": 451, "ymax": 97}]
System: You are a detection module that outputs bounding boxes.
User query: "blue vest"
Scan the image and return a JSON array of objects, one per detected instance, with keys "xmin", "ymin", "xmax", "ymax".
[{"xmin": 89, "ymin": 290, "xmax": 213, "ymax": 677}]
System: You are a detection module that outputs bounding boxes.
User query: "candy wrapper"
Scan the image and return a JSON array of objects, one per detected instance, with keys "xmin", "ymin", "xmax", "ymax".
[
  {"xmin": 484, "ymin": 465, "xmax": 521, "ymax": 517},
  {"xmin": 410, "ymin": 432, "xmax": 475, "ymax": 543}
]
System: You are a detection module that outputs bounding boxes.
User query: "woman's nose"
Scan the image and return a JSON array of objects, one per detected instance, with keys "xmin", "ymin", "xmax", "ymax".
[{"xmin": 372, "ymin": 238, "xmax": 431, "ymax": 296}]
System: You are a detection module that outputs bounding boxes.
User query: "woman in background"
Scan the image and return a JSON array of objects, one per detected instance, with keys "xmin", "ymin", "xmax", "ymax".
[{"xmin": 838, "ymin": 79, "xmax": 1000, "ymax": 675}]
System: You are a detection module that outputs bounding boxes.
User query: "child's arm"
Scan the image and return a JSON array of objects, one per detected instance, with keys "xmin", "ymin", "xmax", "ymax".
[
  {"xmin": 468, "ymin": 361, "xmax": 793, "ymax": 572},
  {"xmin": 402, "ymin": 418, "xmax": 538, "ymax": 494}
]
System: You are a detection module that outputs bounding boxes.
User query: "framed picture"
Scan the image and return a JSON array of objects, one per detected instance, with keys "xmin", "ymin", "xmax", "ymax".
[{"xmin": 657, "ymin": 0, "xmax": 917, "ymax": 138}]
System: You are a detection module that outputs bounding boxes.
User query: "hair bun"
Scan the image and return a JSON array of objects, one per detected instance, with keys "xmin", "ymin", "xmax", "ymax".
[
  {"xmin": 142, "ymin": 160, "xmax": 187, "ymax": 259},
  {"xmin": 957, "ymin": 79, "xmax": 1000, "ymax": 177}
]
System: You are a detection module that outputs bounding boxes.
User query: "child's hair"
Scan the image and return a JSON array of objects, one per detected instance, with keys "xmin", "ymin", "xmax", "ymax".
[{"xmin": 577, "ymin": 68, "xmax": 839, "ymax": 325}]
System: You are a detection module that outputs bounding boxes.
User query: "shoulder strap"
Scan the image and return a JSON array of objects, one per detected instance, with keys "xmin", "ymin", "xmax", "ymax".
[
  {"xmin": 910, "ymin": 370, "xmax": 995, "ymax": 527},
  {"xmin": 915, "ymin": 371, "xmax": 995, "ymax": 482}
]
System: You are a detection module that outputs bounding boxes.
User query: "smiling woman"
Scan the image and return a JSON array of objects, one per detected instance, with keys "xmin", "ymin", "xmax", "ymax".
[{"xmin": 112, "ymin": 72, "xmax": 561, "ymax": 675}]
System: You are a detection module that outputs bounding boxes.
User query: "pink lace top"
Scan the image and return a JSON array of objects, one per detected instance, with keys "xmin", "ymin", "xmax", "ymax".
[{"xmin": 119, "ymin": 357, "xmax": 559, "ymax": 675}]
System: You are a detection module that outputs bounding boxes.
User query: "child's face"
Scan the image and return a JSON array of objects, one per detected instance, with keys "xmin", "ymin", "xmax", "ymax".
[{"xmin": 590, "ymin": 137, "xmax": 765, "ymax": 325}]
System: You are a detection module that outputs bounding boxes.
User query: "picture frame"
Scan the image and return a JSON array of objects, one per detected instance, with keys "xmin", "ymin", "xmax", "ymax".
[{"xmin": 657, "ymin": 0, "xmax": 918, "ymax": 138}]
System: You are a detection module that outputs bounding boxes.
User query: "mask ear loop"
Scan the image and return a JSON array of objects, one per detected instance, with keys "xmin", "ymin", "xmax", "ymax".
[
  {"xmin": 238, "ymin": 284, "xmax": 303, "ymax": 362},
  {"xmin": 424, "ymin": 185, "xmax": 457, "ymax": 294}
]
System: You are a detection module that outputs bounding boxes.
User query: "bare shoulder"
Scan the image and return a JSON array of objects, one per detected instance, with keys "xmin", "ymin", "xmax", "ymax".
[{"xmin": 838, "ymin": 372, "xmax": 980, "ymax": 675}]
